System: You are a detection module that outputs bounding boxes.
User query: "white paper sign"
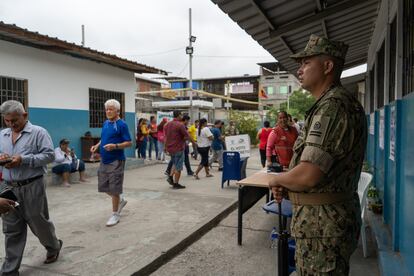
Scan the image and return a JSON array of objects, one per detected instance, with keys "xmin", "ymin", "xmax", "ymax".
[
  {"xmin": 389, "ymin": 106, "xmax": 396, "ymax": 161},
  {"xmin": 156, "ymin": 111, "xmax": 173, "ymax": 125},
  {"xmin": 369, "ymin": 113, "xmax": 375, "ymax": 135},
  {"xmin": 225, "ymin": 134, "xmax": 251, "ymax": 158},
  {"xmin": 379, "ymin": 109, "xmax": 384, "ymax": 149}
]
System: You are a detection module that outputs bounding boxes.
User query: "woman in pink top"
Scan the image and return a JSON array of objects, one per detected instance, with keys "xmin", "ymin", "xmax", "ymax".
[
  {"xmin": 256, "ymin": 121, "xmax": 272, "ymax": 168},
  {"xmin": 157, "ymin": 118, "xmax": 168, "ymax": 161}
]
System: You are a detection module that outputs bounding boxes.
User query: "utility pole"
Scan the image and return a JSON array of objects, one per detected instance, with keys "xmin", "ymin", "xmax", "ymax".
[
  {"xmin": 81, "ymin": 25, "xmax": 85, "ymax": 46},
  {"xmin": 186, "ymin": 8, "xmax": 196, "ymax": 119},
  {"xmin": 226, "ymin": 81, "xmax": 231, "ymax": 122}
]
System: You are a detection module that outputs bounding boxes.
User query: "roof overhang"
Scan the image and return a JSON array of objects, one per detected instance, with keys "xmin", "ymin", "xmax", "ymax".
[
  {"xmin": 212, "ymin": 0, "xmax": 380, "ymax": 75},
  {"xmin": 0, "ymin": 21, "xmax": 167, "ymax": 75}
]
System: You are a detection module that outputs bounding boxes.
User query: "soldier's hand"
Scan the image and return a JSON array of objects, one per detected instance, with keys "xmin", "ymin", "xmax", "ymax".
[
  {"xmin": 271, "ymin": 186, "xmax": 284, "ymax": 203},
  {"xmin": 5, "ymin": 155, "xmax": 22, "ymax": 169}
]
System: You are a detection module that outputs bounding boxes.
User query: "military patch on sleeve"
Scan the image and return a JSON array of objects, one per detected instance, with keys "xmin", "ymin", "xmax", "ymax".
[{"xmin": 305, "ymin": 115, "xmax": 330, "ymax": 145}]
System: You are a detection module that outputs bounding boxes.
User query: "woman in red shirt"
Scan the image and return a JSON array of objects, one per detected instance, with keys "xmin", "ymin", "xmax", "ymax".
[
  {"xmin": 266, "ymin": 111, "xmax": 298, "ymax": 168},
  {"xmin": 256, "ymin": 121, "xmax": 272, "ymax": 168}
]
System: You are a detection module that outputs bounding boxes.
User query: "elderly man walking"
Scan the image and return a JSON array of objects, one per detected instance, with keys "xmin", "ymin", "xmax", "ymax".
[
  {"xmin": 91, "ymin": 99, "xmax": 132, "ymax": 227},
  {"xmin": 0, "ymin": 100, "xmax": 62, "ymax": 276},
  {"xmin": 269, "ymin": 35, "xmax": 367, "ymax": 275}
]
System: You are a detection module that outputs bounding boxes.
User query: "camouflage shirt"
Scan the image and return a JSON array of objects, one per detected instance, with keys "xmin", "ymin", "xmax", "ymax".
[{"xmin": 289, "ymin": 84, "xmax": 367, "ymax": 239}]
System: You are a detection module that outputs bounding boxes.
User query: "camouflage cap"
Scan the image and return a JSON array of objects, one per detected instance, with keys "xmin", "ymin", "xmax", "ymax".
[{"xmin": 290, "ymin": 34, "xmax": 348, "ymax": 61}]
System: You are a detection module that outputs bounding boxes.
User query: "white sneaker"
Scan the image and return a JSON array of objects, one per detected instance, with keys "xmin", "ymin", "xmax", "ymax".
[
  {"xmin": 106, "ymin": 213, "xmax": 120, "ymax": 227},
  {"xmin": 118, "ymin": 199, "xmax": 127, "ymax": 214}
]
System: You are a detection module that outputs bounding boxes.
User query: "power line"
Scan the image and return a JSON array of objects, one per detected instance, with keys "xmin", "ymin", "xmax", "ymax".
[
  {"xmin": 120, "ymin": 46, "xmax": 185, "ymax": 57},
  {"xmin": 194, "ymin": 54, "xmax": 271, "ymax": 59},
  {"xmin": 176, "ymin": 60, "xmax": 190, "ymax": 77}
]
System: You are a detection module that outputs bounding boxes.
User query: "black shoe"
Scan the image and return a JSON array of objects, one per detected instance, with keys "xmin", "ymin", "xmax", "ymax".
[
  {"xmin": 218, "ymin": 168, "xmax": 223, "ymax": 171},
  {"xmin": 44, "ymin": 239, "xmax": 62, "ymax": 264},
  {"xmin": 187, "ymin": 172, "xmax": 194, "ymax": 176},
  {"xmin": 172, "ymin": 183, "xmax": 186, "ymax": 189},
  {"xmin": 167, "ymin": 176, "xmax": 174, "ymax": 186},
  {"xmin": 164, "ymin": 171, "xmax": 170, "ymax": 176}
]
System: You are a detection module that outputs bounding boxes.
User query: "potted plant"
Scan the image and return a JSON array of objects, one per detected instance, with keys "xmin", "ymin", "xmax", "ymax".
[{"xmin": 367, "ymin": 185, "xmax": 383, "ymax": 214}]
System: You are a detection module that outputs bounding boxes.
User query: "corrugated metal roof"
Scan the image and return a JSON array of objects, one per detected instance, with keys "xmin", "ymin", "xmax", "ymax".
[
  {"xmin": 212, "ymin": 0, "xmax": 380, "ymax": 75},
  {"xmin": 0, "ymin": 21, "xmax": 167, "ymax": 75}
]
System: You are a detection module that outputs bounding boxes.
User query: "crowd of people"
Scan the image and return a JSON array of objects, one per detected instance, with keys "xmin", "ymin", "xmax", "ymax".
[{"xmin": 137, "ymin": 111, "xmax": 241, "ymax": 188}]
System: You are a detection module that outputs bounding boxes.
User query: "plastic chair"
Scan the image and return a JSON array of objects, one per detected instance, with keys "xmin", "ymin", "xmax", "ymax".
[
  {"xmin": 358, "ymin": 172, "xmax": 373, "ymax": 258},
  {"xmin": 262, "ymin": 199, "xmax": 293, "ymax": 218},
  {"xmin": 221, "ymin": 151, "xmax": 248, "ymax": 188}
]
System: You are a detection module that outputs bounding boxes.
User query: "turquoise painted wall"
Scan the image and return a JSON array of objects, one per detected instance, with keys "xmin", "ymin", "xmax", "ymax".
[
  {"xmin": 28, "ymin": 107, "xmax": 136, "ymax": 159},
  {"xmin": 398, "ymin": 93, "xmax": 414, "ymax": 271},
  {"xmin": 366, "ymin": 94, "xmax": 414, "ymax": 273}
]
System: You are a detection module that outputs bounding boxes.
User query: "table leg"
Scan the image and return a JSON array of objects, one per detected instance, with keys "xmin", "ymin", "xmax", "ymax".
[{"xmin": 238, "ymin": 186, "xmax": 243, "ymax": 245}]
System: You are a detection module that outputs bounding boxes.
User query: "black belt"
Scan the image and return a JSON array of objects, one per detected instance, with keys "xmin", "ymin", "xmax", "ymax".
[{"xmin": 6, "ymin": 175, "xmax": 43, "ymax": 187}]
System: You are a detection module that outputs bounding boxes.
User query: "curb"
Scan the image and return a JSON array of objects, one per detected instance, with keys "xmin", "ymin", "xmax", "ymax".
[{"xmin": 131, "ymin": 200, "xmax": 239, "ymax": 276}]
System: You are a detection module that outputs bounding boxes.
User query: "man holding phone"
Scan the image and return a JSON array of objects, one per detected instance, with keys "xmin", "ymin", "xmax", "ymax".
[
  {"xmin": 0, "ymin": 100, "xmax": 62, "ymax": 275},
  {"xmin": 0, "ymin": 198, "xmax": 15, "ymax": 214},
  {"xmin": 90, "ymin": 99, "xmax": 132, "ymax": 227}
]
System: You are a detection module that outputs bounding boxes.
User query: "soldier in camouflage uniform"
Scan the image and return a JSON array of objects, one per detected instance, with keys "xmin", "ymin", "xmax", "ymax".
[{"xmin": 269, "ymin": 34, "xmax": 367, "ymax": 275}]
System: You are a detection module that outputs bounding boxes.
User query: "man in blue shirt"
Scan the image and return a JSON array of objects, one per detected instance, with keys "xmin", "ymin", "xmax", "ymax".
[
  {"xmin": 208, "ymin": 120, "xmax": 224, "ymax": 171},
  {"xmin": 91, "ymin": 99, "xmax": 132, "ymax": 227}
]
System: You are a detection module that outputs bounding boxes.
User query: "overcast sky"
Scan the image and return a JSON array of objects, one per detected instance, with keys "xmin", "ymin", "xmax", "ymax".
[{"xmin": 0, "ymin": 0, "xmax": 365, "ymax": 79}]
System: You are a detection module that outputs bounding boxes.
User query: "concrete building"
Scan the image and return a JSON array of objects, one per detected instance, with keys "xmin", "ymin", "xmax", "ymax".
[
  {"xmin": 0, "ymin": 22, "xmax": 166, "ymax": 159},
  {"xmin": 258, "ymin": 62, "xmax": 301, "ymax": 108}
]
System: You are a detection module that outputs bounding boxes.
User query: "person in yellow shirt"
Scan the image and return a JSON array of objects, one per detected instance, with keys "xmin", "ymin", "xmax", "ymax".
[
  {"xmin": 188, "ymin": 120, "xmax": 199, "ymax": 160},
  {"xmin": 137, "ymin": 118, "xmax": 149, "ymax": 159}
]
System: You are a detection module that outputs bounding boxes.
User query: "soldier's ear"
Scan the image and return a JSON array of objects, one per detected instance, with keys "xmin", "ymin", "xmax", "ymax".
[{"xmin": 323, "ymin": 59, "xmax": 334, "ymax": 75}]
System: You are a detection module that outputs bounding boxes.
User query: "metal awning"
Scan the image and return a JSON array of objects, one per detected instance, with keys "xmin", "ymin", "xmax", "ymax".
[{"xmin": 212, "ymin": 0, "xmax": 380, "ymax": 75}]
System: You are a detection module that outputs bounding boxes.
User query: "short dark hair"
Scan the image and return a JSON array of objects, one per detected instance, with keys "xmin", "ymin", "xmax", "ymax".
[
  {"xmin": 278, "ymin": 111, "xmax": 288, "ymax": 117},
  {"xmin": 214, "ymin": 120, "xmax": 221, "ymax": 125},
  {"xmin": 264, "ymin": 121, "xmax": 270, "ymax": 128},
  {"xmin": 150, "ymin": 115, "xmax": 155, "ymax": 121},
  {"xmin": 182, "ymin": 115, "xmax": 190, "ymax": 121},
  {"xmin": 59, "ymin": 138, "xmax": 70, "ymax": 145},
  {"xmin": 173, "ymin": 110, "xmax": 182, "ymax": 118},
  {"xmin": 195, "ymin": 119, "xmax": 199, "ymax": 123}
]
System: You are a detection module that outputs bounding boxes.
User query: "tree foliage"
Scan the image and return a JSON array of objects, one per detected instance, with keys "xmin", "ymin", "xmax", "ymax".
[
  {"xmin": 266, "ymin": 89, "xmax": 315, "ymax": 124},
  {"xmin": 229, "ymin": 110, "xmax": 260, "ymax": 145}
]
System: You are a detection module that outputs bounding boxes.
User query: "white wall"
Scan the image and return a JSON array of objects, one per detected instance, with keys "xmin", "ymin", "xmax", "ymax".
[{"xmin": 0, "ymin": 40, "xmax": 136, "ymax": 112}]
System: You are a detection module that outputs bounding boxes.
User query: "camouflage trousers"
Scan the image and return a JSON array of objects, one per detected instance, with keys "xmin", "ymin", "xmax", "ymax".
[{"xmin": 295, "ymin": 236, "xmax": 358, "ymax": 276}]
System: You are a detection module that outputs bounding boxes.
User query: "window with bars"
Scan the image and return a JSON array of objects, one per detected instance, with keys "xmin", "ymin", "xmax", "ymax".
[
  {"xmin": 89, "ymin": 88, "xmax": 125, "ymax": 128},
  {"xmin": 0, "ymin": 76, "xmax": 28, "ymax": 129},
  {"xmin": 403, "ymin": 0, "xmax": 414, "ymax": 96}
]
